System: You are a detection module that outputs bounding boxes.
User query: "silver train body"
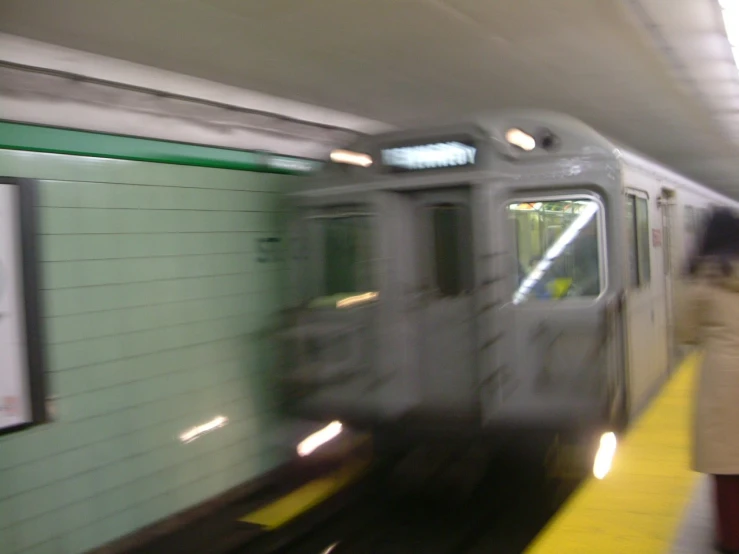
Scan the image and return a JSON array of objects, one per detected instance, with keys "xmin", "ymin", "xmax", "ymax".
[{"xmin": 278, "ymin": 110, "xmax": 739, "ymax": 443}]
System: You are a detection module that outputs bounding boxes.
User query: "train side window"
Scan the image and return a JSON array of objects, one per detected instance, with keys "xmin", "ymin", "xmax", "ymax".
[
  {"xmin": 508, "ymin": 198, "xmax": 602, "ymax": 303},
  {"xmin": 626, "ymin": 193, "xmax": 651, "ymax": 288},
  {"xmin": 635, "ymin": 197, "xmax": 651, "ymax": 286},
  {"xmin": 305, "ymin": 205, "xmax": 376, "ymax": 307},
  {"xmin": 429, "ymin": 204, "xmax": 467, "ymax": 296},
  {"xmin": 323, "ymin": 215, "xmax": 373, "ymax": 295},
  {"xmin": 625, "ymin": 195, "xmax": 639, "ymax": 288}
]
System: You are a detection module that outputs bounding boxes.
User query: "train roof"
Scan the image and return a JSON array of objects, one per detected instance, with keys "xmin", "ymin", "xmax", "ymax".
[
  {"xmin": 343, "ymin": 109, "xmax": 615, "ymax": 162},
  {"xmin": 313, "ymin": 109, "xmax": 738, "ymax": 206}
]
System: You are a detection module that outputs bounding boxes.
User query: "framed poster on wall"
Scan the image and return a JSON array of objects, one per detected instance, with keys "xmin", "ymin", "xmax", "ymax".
[{"xmin": 0, "ymin": 177, "xmax": 46, "ymax": 434}]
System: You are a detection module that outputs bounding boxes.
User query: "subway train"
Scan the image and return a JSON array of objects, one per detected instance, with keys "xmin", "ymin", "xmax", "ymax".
[{"xmin": 277, "ymin": 110, "xmax": 739, "ymax": 455}]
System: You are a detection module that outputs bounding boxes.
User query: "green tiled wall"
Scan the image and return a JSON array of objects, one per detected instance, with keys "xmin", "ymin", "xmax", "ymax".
[{"xmin": 0, "ymin": 148, "xmax": 298, "ymax": 554}]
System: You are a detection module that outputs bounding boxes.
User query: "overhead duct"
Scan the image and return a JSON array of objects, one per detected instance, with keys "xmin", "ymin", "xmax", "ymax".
[{"xmin": 0, "ymin": 63, "xmax": 362, "ymax": 159}]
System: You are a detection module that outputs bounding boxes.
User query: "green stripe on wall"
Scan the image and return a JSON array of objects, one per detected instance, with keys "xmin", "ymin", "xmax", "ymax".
[{"xmin": 0, "ymin": 121, "xmax": 323, "ymax": 174}]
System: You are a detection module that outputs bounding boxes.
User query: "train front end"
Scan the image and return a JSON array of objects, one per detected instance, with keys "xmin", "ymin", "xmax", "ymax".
[{"xmin": 278, "ymin": 113, "xmax": 628, "ymax": 451}]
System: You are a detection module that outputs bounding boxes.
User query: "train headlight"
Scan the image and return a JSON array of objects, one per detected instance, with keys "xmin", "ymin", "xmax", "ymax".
[
  {"xmin": 505, "ymin": 128, "xmax": 536, "ymax": 152},
  {"xmin": 593, "ymin": 432, "xmax": 618, "ymax": 479}
]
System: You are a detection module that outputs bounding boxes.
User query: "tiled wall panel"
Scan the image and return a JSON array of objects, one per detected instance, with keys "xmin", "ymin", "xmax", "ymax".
[{"xmin": 0, "ymin": 149, "xmax": 298, "ymax": 554}]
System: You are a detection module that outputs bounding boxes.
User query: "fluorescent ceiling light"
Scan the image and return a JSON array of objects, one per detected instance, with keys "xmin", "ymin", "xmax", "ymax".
[
  {"xmin": 723, "ymin": 10, "xmax": 739, "ymax": 45},
  {"xmin": 718, "ymin": 1, "xmax": 739, "ymax": 67},
  {"xmin": 720, "ymin": 1, "xmax": 739, "ymax": 50}
]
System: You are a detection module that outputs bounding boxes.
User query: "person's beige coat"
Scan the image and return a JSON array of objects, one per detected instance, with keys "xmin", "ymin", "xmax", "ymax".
[{"xmin": 676, "ymin": 259, "xmax": 739, "ymax": 475}]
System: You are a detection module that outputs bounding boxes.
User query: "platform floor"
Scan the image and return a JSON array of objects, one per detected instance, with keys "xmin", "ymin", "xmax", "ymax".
[
  {"xmin": 669, "ymin": 475, "xmax": 714, "ymax": 554},
  {"xmin": 526, "ymin": 354, "xmax": 705, "ymax": 554}
]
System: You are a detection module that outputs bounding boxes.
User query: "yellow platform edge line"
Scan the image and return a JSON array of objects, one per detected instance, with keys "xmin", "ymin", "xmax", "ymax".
[
  {"xmin": 526, "ymin": 354, "xmax": 701, "ymax": 554},
  {"xmin": 239, "ymin": 458, "xmax": 371, "ymax": 530}
]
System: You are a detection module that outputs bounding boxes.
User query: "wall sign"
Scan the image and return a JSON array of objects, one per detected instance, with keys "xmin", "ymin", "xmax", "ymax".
[
  {"xmin": 0, "ymin": 178, "xmax": 46, "ymax": 434},
  {"xmin": 380, "ymin": 140, "xmax": 477, "ymax": 173},
  {"xmin": 256, "ymin": 237, "xmax": 283, "ymax": 264}
]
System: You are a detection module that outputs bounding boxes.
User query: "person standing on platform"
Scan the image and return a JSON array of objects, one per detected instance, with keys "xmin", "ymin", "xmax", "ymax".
[{"xmin": 676, "ymin": 208, "xmax": 739, "ymax": 554}]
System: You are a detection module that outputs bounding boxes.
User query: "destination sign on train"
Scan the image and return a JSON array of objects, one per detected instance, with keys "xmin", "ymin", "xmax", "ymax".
[{"xmin": 380, "ymin": 141, "xmax": 477, "ymax": 172}]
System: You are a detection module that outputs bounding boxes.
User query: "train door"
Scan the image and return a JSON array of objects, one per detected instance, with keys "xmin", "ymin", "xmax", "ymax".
[
  {"xmin": 497, "ymin": 194, "xmax": 612, "ymax": 422},
  {"xmin": 404, "ymin": 187, "xmax": 478, "ymax": 417},
  {"xmin": 623, "ymin": 189, "xmax": 660, "ymax": 414}
]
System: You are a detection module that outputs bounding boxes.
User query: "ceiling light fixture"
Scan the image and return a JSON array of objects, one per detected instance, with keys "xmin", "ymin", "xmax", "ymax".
[{"xmin": 719, "ymin": 0, "xmax": 739, "ymax": 66}]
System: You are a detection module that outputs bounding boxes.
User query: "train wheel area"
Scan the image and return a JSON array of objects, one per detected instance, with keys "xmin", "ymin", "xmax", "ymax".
[
  {"xmin": 119, "ymin": 431, "xmax": 583, "ymax": 554},
  {"xmin": 112, "ymin": 353, "xmax": 704, "ymax": 554},
  {"xmin": 103, "ymin": 424, "xmax": 578, "ymax": 553}
]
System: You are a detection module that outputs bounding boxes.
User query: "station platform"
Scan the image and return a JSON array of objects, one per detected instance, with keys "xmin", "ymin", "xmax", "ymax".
[{"xmin": 526, "ymin": 353, "xmax": 713, "ymax": 554}]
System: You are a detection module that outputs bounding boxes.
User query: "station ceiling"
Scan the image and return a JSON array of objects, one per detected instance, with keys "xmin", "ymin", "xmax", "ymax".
[{"xmin": 1, "ymin": 0, "xmax": 738, "ymax": 197}]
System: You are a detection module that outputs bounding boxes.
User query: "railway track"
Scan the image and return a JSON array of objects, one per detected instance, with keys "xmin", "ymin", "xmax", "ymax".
[{"xmin": 237, "ymin": 434, "xmax": 587, "ymax": 554}]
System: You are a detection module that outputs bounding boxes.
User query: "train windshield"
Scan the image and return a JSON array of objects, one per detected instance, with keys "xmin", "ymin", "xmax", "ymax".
[
  {"xmin": 508, "ymin": 198, "xmax": 603, "ymax": 304},
  {"xmin": 305, "ymin": 206, "xmax": 377, "ymax": 309}
]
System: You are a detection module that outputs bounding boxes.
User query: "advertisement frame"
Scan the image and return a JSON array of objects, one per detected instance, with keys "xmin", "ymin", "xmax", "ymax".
[{"xmin": 0, "ymin": 177, "xmax": 47, "ymax": 436}]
